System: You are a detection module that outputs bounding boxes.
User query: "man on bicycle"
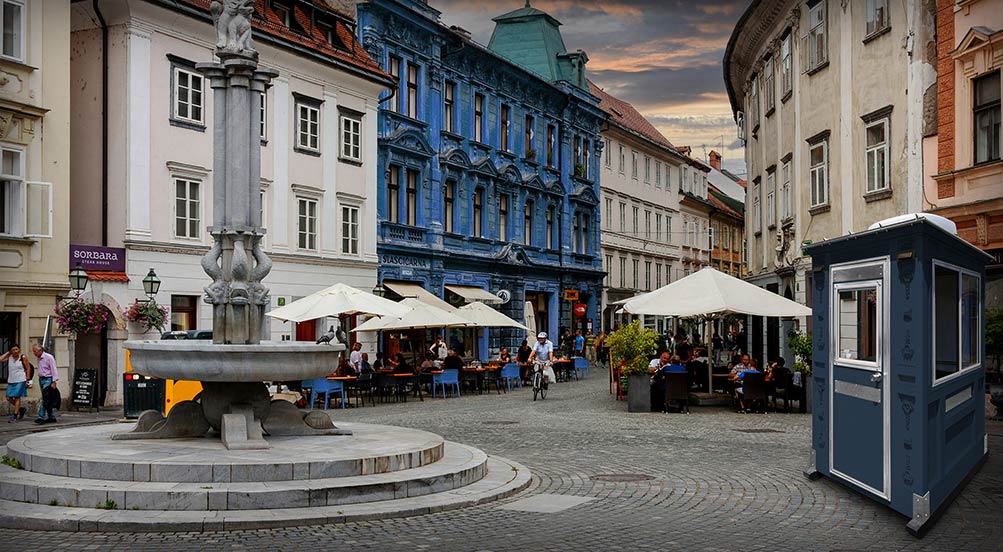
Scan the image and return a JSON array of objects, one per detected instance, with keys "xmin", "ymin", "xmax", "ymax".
[{"xmin": 527, "ymin": 332, "xmax": 557, "ymax": 385}]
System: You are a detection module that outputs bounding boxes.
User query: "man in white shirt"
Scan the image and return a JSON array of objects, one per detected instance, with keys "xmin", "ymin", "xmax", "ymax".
[
  {"xmin": 349, "ymin": 343, "xmax": 363, "ymax": 371},
  {"xmin": 528, "ymin": 332, "xmax": 557, "ymax": 383}
]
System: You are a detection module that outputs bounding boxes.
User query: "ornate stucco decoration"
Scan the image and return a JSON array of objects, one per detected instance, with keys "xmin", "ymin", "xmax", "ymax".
[{"xmin": 775, "ymin": 221, "xmax": 799, "ymax": 267}]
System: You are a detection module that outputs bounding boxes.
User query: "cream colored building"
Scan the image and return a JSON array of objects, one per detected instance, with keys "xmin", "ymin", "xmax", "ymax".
[
  {"xmin": 724, "ymin": 0, "xmax": 937, "ymax": 363},
  {"xmin": 70, "ymin": 0, "xmax": 390, "ymax": 405},
  {"xmin": 0, "ymin": 1, "xmax": 71, "ymax": 402},
  {"xmin": 590, "ymin": 82, "xmax": 711, "ymax": 332}
]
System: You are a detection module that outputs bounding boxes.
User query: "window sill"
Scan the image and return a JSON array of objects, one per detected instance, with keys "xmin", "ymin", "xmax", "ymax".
[
  {"xmin": 498, "ymin": 150, "xmax": 517, "ymax": 160},
  {"xmin": 754, "ymin": 231, "xmax": 762, "ymax": 237},
  {"xmin": 0, "ymin": 57, "xmax": 37, "ymax": 72},
  {"xmin": 0, "ymin": 235, "xmax": 36, "ymax": 244},
  {"xmin": 523, "ymin": 157, "xmax": 539, "ymax": 166},
  {"xmin": 808, "ymin": 204, "xmax": 831, "ymax": 216},
  {"xmin": 863, "ymin": 188, "xmax": 892, "ymax": 203},
  {"xmin": 805, "ymin": 60, "xmax": 829, "ymax": 77},
  {"xmin": 767, "ymin": 224, "xmax": 776, "ymax": 231},
  {"xmin": 781, "ymin": 90, "xmax": 792, "ymax": 104},
  {"xmin": 862, "ymin": 26, "xmax": 891, "ymax": 45},
  {"xmin": 339, "ymin": 156, "xmax": 363, "ymax": 167},
  {"xmin": 294, "ymin": 146, "xmax": 321, "ymax": 158},
  {"xmin": 169, "ymin": 118, "xmax": 206, "ymax": 133}
]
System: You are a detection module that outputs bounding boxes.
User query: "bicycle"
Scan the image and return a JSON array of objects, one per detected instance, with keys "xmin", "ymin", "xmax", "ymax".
[{"xmin": 532, "ymin": 359, "xmax": 551, "ymax": 401}]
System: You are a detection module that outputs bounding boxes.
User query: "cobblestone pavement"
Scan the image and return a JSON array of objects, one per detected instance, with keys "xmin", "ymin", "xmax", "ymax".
[{"xmin": 1, "ymin": 375, "xmax": 1001, "ymax": 551}]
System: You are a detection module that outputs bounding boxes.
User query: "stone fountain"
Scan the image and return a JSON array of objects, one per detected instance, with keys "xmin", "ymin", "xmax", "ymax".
[{"xmin": 118, "ymin": 0, "xmax": 347, "ymax": 449}]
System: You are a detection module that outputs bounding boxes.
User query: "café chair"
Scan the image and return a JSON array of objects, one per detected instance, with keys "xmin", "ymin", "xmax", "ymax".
[
  {"xmin": 664, "ymin": 372, "xmax": 690, "ymax": 413},
  {"xmin": 741, "ymin": 372, "xmax": 768, "ymax": 413},
  {"xmin": 500, "ymin": 362, "xmax": 522, "ymax": 391},
  {"xmin": 432, "ymin": 369, "xmax": 461, "ymax": 398},
  {"xmin": 302, "ymin": 378, "xmax": 345, "ymax": 410},
  {"xmin": 573, "ymin": 356, "xmax": 590, "ymax": 379}
]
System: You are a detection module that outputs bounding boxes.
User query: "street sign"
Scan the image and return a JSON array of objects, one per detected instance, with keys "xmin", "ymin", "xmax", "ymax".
[
  {"xmin": 563, "ymin": 289, "xmax": 579, "ymax": 301},
  {"xmin": 573, "ymin": 303, "xmax": 587, "ymax": 317}
]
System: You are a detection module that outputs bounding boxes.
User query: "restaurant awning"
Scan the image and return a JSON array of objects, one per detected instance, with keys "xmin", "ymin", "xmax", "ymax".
[
  {"xmin": 445, "ymin": 285, "xmax": 503, "ymax": 304},
  {"xmin": 383, "ymin": 281, "xmax": 457, "ymax": 312},
  {"xmin": 455, "ymin": 301, "xmax": 529, "ymax": 330},
  {"xmin": 352, "ymin": 298, "xmax": 471, "ymax": 332}
]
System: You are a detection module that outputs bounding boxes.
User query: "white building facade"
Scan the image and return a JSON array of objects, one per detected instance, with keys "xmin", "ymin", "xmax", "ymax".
[{"xmin": 69, "ymin": 0, "xmax": 390, "ymax": 406}]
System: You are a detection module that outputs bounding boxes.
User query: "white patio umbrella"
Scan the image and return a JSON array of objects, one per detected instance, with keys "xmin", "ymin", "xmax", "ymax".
[
  {"xmin": 455, "ymin": 302, "xmax": 529, "ymax": 330},
  {"xmin": 265, "ymin": 283, "xmax": 410, "ymax": 322},
  {"xmin": 352, "ymin": 298, "xmax": 472, "ymax": 332},
  {"xmin": 616, "ymin": 267, "xmax": 811, "ymax": 318}
]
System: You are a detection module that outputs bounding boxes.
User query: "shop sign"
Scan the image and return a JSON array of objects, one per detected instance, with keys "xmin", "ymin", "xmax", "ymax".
[
  {"xmin": 573, "ymin": 303, "xmax": 587, "ymax": 316},
  {"xmin": 70, "ymin": 244, "xmax": 126, "ymax": 272},
  {"xmin": 563, "ymin": 289, "xmax": 579, "ymax": 301}
]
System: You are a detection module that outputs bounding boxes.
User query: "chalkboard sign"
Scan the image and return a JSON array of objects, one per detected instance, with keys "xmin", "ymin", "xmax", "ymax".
[{"xmin": 72, "ymin": 368, "xmax": 97, "ymax": 408}]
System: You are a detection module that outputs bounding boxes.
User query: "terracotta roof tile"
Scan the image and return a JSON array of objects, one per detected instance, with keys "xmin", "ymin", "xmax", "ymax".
[
  {"xmin": 709, "ymin": 185, "xmax": 743, "ymax": 219},
  {"xmin": 587, "ymin": 80, "xmax": 675, "ymax": 151},
  {"xmin": 87, "ymin": 271, "xmax": 130, "ymax": 283},
  {"xmin": 177, "ymin": 0, "xmax": 388, "ymax": 81}
]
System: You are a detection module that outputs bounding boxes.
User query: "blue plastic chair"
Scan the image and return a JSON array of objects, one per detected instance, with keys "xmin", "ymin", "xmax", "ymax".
[
  {"xmin": 432, "ymin": 369, "xmax": 461, "ymax": 398},
  {"xmin": 574, "ymin": 356, "xmax": 590, "ymax": 379},
  {"xmin": 500, "ymin": 362, "xmax": 522, "ymax": 391},
  {"xmin": 302, "ymin": 378, "xmax": 346, "ymax": 410}
]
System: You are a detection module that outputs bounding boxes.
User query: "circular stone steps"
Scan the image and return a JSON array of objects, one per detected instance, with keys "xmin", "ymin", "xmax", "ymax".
[{"xmin": 0, "ymin": 421, "xmax": 532, "ymax": 532}]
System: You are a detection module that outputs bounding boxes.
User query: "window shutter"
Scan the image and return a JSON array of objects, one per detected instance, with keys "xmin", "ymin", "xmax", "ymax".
[
  {"xmin": 24, "ymin": 181, "xmax": 52, "ymax": 238},
  {"xmin": 800, "ymin": 33, "xmax": 809, "ymax": 74}
]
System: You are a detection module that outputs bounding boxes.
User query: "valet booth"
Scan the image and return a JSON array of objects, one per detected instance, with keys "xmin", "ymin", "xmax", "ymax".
[{"xmin": 805, "ymin": 214, "xmax": 990, "ymax": 537}]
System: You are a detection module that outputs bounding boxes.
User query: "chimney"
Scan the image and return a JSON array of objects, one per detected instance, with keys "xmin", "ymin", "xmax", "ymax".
[{"xmin": 709, "ymin": 150, "xmax": 722, "ymax": 170}]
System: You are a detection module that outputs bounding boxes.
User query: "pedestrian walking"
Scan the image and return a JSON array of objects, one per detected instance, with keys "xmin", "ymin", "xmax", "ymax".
[
  {"xmin": 573, "ymin": 329, "xmax": 584, "ymax": 357},
  {"xmin": 1, "ymin": 344, "xmax": 31, "ymax": 422},
  {"xmin": 31, "ymin": 344, "xmax": 58, "ymax": 424}
]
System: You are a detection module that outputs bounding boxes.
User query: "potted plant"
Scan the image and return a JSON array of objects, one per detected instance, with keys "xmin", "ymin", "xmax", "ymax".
[
  {"xmin": 788, "ymin": 329, "xmax": 813, "ymax": 413},
  {"xmin": 525, "ymin": 149, "xmax": 537, "ymax": 161},
  {"xmin": 124, "ymin": 300, "xmax": 169, "ymax": 335},
  {"xmin": 607, "ymin": 320, "xmax": 658, "ymax": 412},
  {"xmin": 573, "ymin": 163, "xmax": 586, "ymax": 178},
  {"xmin": 54, "ymin": 300, "xmax": 110, "ymax": 335}
]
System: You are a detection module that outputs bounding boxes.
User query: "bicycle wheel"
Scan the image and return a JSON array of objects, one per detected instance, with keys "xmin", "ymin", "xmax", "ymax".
[
  {"xmin": 539, "ymin": 380, "xmax": 547, "ymax": 400},
  {"xmin": 532, "ymin": 373, "xmax": 540, "ymax": 401}
]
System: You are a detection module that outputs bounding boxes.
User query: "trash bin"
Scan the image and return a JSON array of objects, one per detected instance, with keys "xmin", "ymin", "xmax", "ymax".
[{"xmin": 122, "ymin": 373, "xmax": 165, "ymax": 418}]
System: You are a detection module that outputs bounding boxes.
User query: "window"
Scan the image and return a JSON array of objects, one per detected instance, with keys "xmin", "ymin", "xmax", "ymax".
[
  {"xmin": 619, "ymin": 202, "xmax": 626, "ymax": 232},
  {"xmin": 170, "ymin": 295, "xmax": 198, "ymax": 332},
  {"xmin": 341, "ymin": 205, "xmax": 359, "ymax": 255},
  {"xmin": 443, "ymin": 82, "xmax": 455, "ymax": 133},
  {"xmin": 618, "ymin": 145, "xmax": 625, "ymax": 173},
  {"xmin": 667, "ymin": 216, "xmax": 672, "ymax": 242},
  {"xmin": 525, "ymin": 115, "xmax": 535, "ymax": 156},
  {"xmin": 632, "ymin": 259, "xmax": 639, "ymax": 289},
  {"xmin": 387, "ymin": 166, "xmax": 400, "ymax": 223},
  {"xmin": 631, "ymin": 151, "xmax": 638, "ymax": 178},
  {"xmin": 836, "ymin": 287, "xmax": 878, "ymax": 363},
  {"xmin": 296, "ymin": 101, "xmax": 320, "ymax": 151},
  {"xmin": 723, "ymin": 224, "xmax": 730, "ymax": 250},
  {"xmin": 781, "ymin": 158, "xmax": 792, "ymax": 220},
  {"xmin": 781, "ymin": 32, "xmax": 792, "ymax": 98},
  {"xmin": 644, "ymin": 210, "xmax": 651, "ymax": 240},
  {"xmin": 713, "ymin": 222, "xmax": 719, "ymax": 248},
  {"xmin": 341, "ymin": 114, "xmax": 362, "ymax": 161},
  {"xmin": 474, "ymin": 94, "xmax": 484, "ymax": 143},
  {"xmin": 500, "ymin": 104, "xmax": 510, "ymax": 151},
  {"xmin": 749, "ymin": 76, "xmax": 759, "ymax": 130},
  {"xmin": 387, "ymin": 56, "xmax": 400, "ymax": 113},
  {"xmin": 804, "ymin": 1, "xmax": 828, "ymax": 73},
  {"xmin": 655, "ymin": 162, "xmax": 661, "ymax": 188},
  {"xmin": 260, "ymin": 92, "xmax": 267, "ymax": 140},
  {"xmin": 406, "ymin": 63, "xmax": 418, "ymax": 118},
  {"xmin": 645, "ymin": 261, "xmax": 652, "ymax": 291},
  {"xmin": 1, "ymin": 0, "xmax": 24, "ymax": 61},
  {"xmin": 604, "ymin": 139, "xmax": 611, "ymax": 167},
  {"xmin": 763, "ymin": 56, "xmax": 775, "ymax": 114},
  {"xmin": 644, "ymin": 156, "xmax": 651, "ymax": 183},
  {"xmin": 572, "ymin": 212, "xmax": 580, "ymax": 253},
  {"xmin": 297, "ymin": 197, "xmax": 317, "ymax": 250},
  {"xmin": 545, "ymin": 206, "xmax": 554, "ymax": 249},
  {"xmin": 632, "ymin": 206, "xmax": 638, "ymax": 235},
  {"xmin": 605, "ymin": 254, "xmax": 613, "ymax": 285},
  {"xmin": 619, "ymin": 257, "xmax": 626, "ymax": 287},
  {"xmin": 272, "ymin": 1, "xmax": 291, "ymax": 27},
  {"xmin": 473, "ymin": 188, "xmax": 483, "ymax": 237},
  {"xmin": 605, "ymin": 198, "xmax": 612, "ymax": 229},
  {"xmin": 752, "ymin": 179, "xmax": 761, "ymax": 234},
  {"xmin": 865, "ymin": 118, "xmax": 889, "ymax": 193},
  {"xmin": 499, "ymin": 194, "xmax": 509, "ymax": 241},
  {"xmin": 655, "ymin": 213, "xmax": 662, "ymax": 241},
  {"xmin": 866, "ymin": 0, "xmax": 888, "ymax": 36},
  {"xmin": 444, "ymin": 181, "xmax": 455, "ymax": 233},
  {"xmin": 573, "ymin": 136, "xmax": 581, "ymax": 166},
  {"xmin": 974, "ymin": 71, "xmax": 1000, "ymax": 164},
  {"xmin": 173, "ymin": 67, "xmax": 204, "ymax": 125},
  {"xmin": 0, "ymin": 146, "xmax": 41, "ymax": 237},
  {"xmin": 766, "ymin": 169, "xmax": 776, "ymax": 228},
  {"xmin": 809, "ymin": 139, "xmax": 829, "ymax": 207},
  {"xmin": 174, "ymin": 177, "xmax": 200, "ymax": 239},
  {"xmin": 405, "ymin": 169, "xmax": 418, "ymax": 226},
  {"xmin": 546, "ymin": 124, "xmax": 556, "ymax": 167},
  {"xmin": 681, "ymin": 166, "xmax": 687, "ymax": 191},
  {"xmin": 582, "ymin": 139, "xmax": 590, "ymax": 179},
  {"xmin": 655, "ymin": 263, "xmax": 662, "ymax": 288},
  {"xmin": 581, "ymin": 215, "xmax": 589, "ymax": 254},
  {"xmin": 934, "ymin": 263, "xmax": 981, "ymax": 381},
  {"xmin": 524, "ymin": 201, "xmax": 533, "ymax": 245}
]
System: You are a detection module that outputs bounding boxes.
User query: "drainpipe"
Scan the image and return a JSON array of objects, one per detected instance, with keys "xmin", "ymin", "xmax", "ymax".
[{"xmin": 93, "ymin": 0, "xmax": 108, "ymax": 247}]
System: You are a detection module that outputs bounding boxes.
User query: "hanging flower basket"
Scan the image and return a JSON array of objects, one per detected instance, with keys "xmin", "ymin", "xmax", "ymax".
[
  {"xmin": 54, "ymin": 300, "xmax": 110, "ymax": 335},
  {"xmin": 124, "ymin": 300, "xmax": 169, "ymax": 334}
]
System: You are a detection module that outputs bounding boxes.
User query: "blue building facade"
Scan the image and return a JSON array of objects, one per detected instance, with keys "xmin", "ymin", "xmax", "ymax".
[{"xmin": 358, "ymin": 0, "xmax": 606, "ymax": 357}]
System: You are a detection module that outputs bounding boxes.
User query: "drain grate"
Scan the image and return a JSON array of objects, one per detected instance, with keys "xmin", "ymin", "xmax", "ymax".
[
  {"xmin": 482, "ymin": 421, "xmax": 520, "ymax": 425},
  {"xmin": 734, "ymin": 428, "xmax": 785, "ymax": 434},
  {"xmin": 590, "ymin": 473, "xmax": 654, "ymax": 482}
]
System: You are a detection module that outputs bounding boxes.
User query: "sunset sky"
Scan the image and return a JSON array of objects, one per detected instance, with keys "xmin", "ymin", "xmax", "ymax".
[{"xmin": 432, "ymin": 0, "xmax": 752, "ymax": 177}]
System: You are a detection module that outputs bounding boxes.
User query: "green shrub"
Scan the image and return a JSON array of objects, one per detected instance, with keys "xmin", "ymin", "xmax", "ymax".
[
  {"xmin": 607, "ymin": 320, "xmax": 659, "ymax": 376},
  {"xmin": 1, "ymin": 455, "xmax": 23, "ymax": 470}
]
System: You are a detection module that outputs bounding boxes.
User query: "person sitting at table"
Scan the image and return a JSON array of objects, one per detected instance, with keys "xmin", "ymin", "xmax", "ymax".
[
  {"xmin": 733, "ymin": 358, "xmax": 760, "ymax": 412},
  {"xmin": 359, "ymin": 353, "xmax": 374, "ymax": 374},
  {"xmin": 372, "ymin": 352, "xmax": 386, "ymax": 371},
  {"xmin": 651, "ymin": 353, "xmax": 686, "ymax": 411},
  {"xmin": 420, "ymin": 352, "xmax": 438, "ymax": 373},
  {"xmin": 338, "ymin": 357, "xmax": 357, "ymax": 377},
  {"xmin": 443, "ymin": 348, "xmax": 464, "ymax": 372},
  {"xmin": 497, "ymin": 347, "xmax": 511, "ymax": 363},
  {"xmin": 729, "ymin": 354, "xmax": 750, "ymax": 378},
  {"xmin": 393, "ymin": 353, "xmax": 414, "ymax": 374},
  {"xmin": 648, "ymin": 355, "xmax": 663, "ymax": 373}
]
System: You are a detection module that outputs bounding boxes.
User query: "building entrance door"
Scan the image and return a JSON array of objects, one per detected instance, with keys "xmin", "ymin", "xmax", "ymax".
[{"xmin": 830, "ymin": 259, "xmax": 889, "ymax": 500}]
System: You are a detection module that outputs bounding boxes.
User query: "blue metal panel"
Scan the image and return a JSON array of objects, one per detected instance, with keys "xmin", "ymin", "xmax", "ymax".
[{"xmin": 831, "ymin": 363, "xmax": 885, "ymax": 495}]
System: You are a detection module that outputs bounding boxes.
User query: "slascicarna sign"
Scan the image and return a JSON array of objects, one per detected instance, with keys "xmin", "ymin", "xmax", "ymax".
[{"xmin": 70, "ymin": 244, "xmax": 126, "ymax": 272}]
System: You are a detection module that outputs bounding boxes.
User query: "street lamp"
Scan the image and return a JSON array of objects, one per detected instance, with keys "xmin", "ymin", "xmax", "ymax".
[
  {"xmin": 372, "ymin": 282, "xmax": 385, "ymax": 298},
  {"xmin": 68, "ymin": 263, "xmax": 89, "ymax": 296},
  {"xmin": 142, "ymin": 268, "xmax": 161, "ymax": 301}
]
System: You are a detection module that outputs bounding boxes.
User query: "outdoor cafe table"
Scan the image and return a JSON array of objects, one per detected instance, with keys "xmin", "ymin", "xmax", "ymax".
[
  {"xmin": 552, "ymin": 359, "xmax": 574, "ymax": 382},
  {"xmin": 325, "ymin": 375, "xmax": 360, "ymax": 407}
]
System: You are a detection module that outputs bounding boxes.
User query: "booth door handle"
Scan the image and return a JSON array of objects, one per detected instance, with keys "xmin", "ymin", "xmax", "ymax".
[{"xmin": 870, "ymin": 372, "xmax": 883, "ymax": 383}]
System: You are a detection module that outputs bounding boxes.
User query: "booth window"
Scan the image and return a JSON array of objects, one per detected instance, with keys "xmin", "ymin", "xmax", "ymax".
[
  {"xmin": 934, "ymin": 263, "xmax": 981, "ymax": 381},
  {"xmin": 837, "ymin": 288, "xmax": 878, "ymax": 364}
]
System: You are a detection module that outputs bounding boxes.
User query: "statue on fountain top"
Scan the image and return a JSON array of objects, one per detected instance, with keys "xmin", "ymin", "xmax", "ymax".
[{"xmin": 210, "ymin": 0, "xmax": 257, "ymax": 59}]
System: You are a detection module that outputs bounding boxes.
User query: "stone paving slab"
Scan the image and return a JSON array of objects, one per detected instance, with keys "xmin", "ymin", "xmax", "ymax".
[
  {"xmin": 0, "ymin": 455, "xmax": 530, "ymax": 532},
  {"xmin": 5, "ymin": 421, "xmax": 443, "ymax": 482},
  {"xmin": 498, "ymin": 493, "xmax": 595, "ymax": 513}
]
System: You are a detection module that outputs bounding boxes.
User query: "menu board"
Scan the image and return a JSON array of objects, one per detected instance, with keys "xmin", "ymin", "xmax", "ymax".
[{"xmin": 71, "ymin": 368, "xmax": 97, "ymax": 408}]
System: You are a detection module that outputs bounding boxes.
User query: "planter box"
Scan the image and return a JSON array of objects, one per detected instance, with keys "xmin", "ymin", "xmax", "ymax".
[{"xmin": 626, "ymin": 373, "xmax": 649, "ymax": 413}]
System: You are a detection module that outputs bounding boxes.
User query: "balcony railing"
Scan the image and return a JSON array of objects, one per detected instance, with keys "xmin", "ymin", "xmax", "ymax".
[{"xmin": 381, "ymin": 222, "xmax": 427, "ymax": 245}]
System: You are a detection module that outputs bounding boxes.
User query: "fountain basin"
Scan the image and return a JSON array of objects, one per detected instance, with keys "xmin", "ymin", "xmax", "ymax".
[{"xmin": 125, "ymin": 340, "xmax": 344, "ymax": 382}]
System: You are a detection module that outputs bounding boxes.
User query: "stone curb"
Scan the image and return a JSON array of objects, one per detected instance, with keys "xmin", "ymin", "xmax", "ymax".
[{"xmin": 0, "ymin": 455, "xmax": 531, "ymax": 532}]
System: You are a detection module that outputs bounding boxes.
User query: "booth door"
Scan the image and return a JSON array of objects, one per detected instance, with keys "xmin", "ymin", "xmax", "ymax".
[{"xmin": 830, "ymin": 275, "xmax": 889, "ymax": 500}]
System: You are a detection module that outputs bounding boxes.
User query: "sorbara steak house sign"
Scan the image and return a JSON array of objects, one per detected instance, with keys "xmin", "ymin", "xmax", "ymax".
[{"xmin": 70, "ymin": 244, "xmax": 126, "ymax": 272}]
